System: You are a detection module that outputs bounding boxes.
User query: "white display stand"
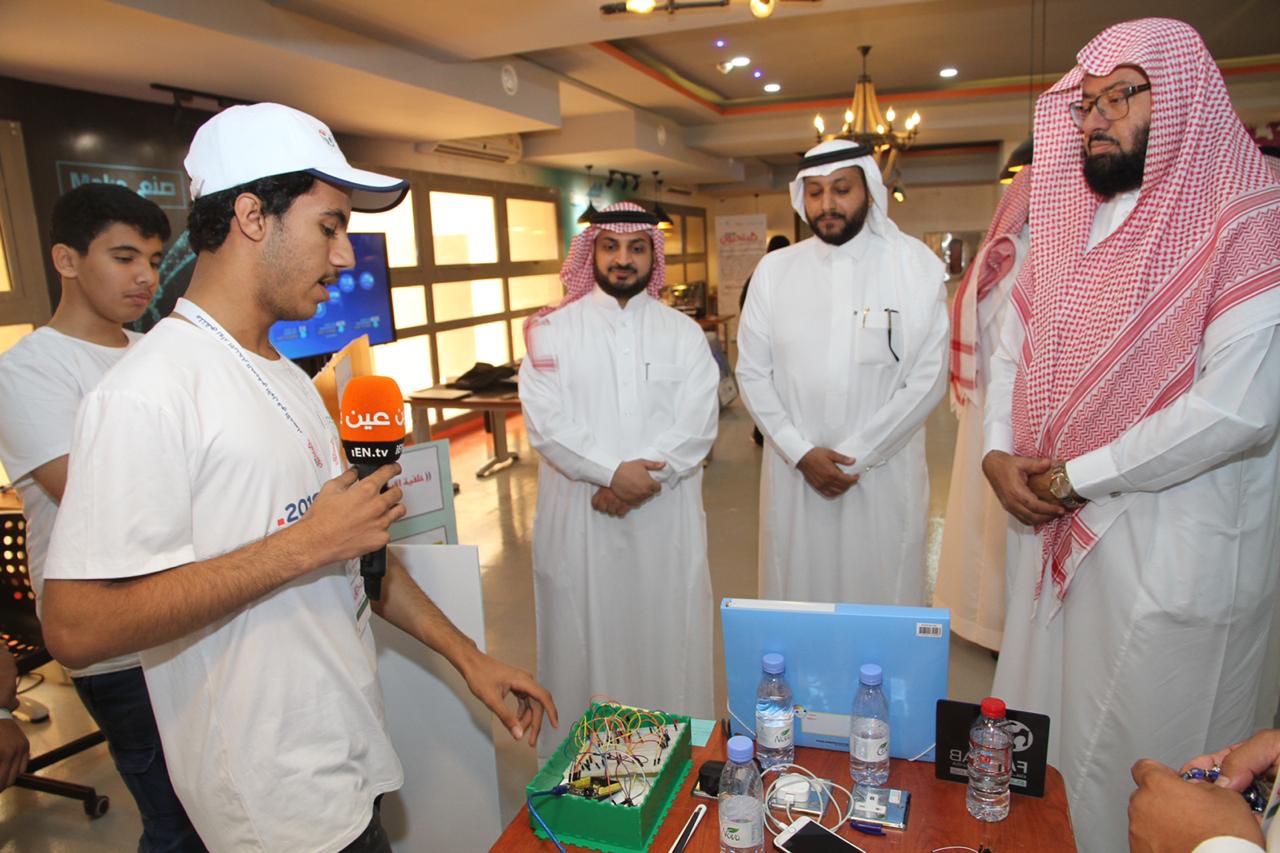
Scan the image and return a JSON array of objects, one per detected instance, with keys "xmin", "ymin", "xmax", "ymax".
[{"xmin": 373, "ymin": 544, "xmax": 502, "ymax": 851}]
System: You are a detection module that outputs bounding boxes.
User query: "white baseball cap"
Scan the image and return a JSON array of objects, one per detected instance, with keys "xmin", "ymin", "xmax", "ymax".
[{"xmin": 184, "ymin": 103, "xmax": 409, "ymax": 213}]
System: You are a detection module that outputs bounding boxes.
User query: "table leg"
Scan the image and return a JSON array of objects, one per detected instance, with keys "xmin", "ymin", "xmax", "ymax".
[
  {"xmin": 410, "ymin": 401, "xmax": 433, "ymax": 444},
  {"xmin": 475, "ymin": 409, "xmax": 519, "ymax": 478}
]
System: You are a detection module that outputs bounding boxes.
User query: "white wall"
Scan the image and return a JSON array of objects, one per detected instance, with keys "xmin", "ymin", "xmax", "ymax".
[{"xmin": 888, "ymin": 182, "xmax": 1004, "ymax": 243}]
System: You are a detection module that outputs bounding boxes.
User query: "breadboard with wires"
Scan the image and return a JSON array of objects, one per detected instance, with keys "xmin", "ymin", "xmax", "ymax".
[
  {"xmin": 560, "ymin": 715, "xmax": 684, "ymax": 807},
  {"xmin": 527, "ymin": 702, "xmax": 693, "ymax": 853}
]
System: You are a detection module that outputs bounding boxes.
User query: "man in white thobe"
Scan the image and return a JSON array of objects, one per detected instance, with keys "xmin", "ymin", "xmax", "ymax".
[
  {"xmin": 934, "ymin": 168, "xmax": 1031, "ymax": 651},
  {"xmin": 982, "ymin": 19, "xmax": 1280, "ymax": 852},
  {"xmin": 736, "ymin": 139, "xmax": 949, "ymax": 604},
  {"xmin": 520, "ymin": 202, "xmax": 719, "ymax": 742}
]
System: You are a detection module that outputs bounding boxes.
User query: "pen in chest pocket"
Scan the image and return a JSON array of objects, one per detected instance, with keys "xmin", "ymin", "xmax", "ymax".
[{"xmin": 858, "ymin": 307, "xmax": 902, "ymax": 361}]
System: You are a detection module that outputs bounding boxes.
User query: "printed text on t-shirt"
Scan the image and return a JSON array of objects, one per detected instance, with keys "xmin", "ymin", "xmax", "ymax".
[{"xmin": 276, "ymin": 491, "xmax": 321, "ymax": 528}]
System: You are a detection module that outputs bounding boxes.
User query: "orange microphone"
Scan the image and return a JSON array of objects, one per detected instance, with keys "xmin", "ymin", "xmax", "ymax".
[{"xmin": 339, "ymin": 375, "xmax": 406, "ymax": 599}]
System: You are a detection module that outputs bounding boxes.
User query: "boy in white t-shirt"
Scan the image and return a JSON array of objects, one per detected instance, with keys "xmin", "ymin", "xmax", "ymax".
[
  {"xmin": 0, "ymin": 183, "xmax": 204, "ymax": 849},
  {"xmin": 40, "ymin": 104, "xmax": 558, "ymax": 853}
]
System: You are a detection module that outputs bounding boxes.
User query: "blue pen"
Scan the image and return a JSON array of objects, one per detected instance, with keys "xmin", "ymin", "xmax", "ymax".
[{"xmin": 849, "ymin": 819, "xmax": 885, "ymax": 836}]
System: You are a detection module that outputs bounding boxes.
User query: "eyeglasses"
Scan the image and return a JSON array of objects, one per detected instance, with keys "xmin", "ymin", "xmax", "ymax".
[{"xmin": 1068, "ymin": 83, "xmax": 1151, "ymax": 128}]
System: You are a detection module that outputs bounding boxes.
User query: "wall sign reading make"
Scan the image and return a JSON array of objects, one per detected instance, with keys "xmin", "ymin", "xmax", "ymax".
[{"xmin": 56, "ymin": 161, "xmax": 189, "ymax": 210}]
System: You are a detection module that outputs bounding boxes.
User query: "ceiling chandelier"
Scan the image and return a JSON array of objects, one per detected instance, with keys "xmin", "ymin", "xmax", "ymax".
[{"xmin": 813, "ymin": 45, "xmax": 920, "ymax": 192}]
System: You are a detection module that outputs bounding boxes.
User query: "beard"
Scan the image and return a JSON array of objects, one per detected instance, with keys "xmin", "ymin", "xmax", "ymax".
[
  {"xmin": 807, "ymin": 196, "xmax": 870, "ymax": 246},
  {"xmin": 1083, "ymin": 124, "xmax": 1149, "ymax": 198},
  {"xmin": 594, "ymin": 264, "xmax": 652, "ymax": 301},
  {"xmin": 259, "ymin": 234, "xmax": 331, "ymax": 322}
]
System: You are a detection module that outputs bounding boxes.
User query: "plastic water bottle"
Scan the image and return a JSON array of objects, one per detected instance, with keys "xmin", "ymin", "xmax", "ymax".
[
  {"xmin": 754, "ymin": 652, "xmax": 794, "ymax": 769},
  {"xmin": 719, "ymin": 735, "xmax": 765, "ymax": 853},
  {"xmin": 849, "ymin": 663, "xmax": 891, "ymax": 785},
  {"xmin": 966, "ymin": 696, "xmax": 1012, "ymax": 821}
]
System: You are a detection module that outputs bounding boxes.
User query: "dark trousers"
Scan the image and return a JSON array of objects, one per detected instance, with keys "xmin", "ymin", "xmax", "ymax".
[
  {"xmin": 73, "ymin": 666, "xmax": 206, "ymax": 853},
  {"xmin": 339, "ymin": 797, "xmax": 391, "ymax": 853}
]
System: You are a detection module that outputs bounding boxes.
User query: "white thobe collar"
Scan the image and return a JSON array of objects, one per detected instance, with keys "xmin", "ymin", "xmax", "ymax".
[
  {"xmin": 1087, "ymin": 188, "xmax": 1141, "ymax": 252},
  {"xmin": 811, "ymin": 225, "xmax": 874, "ymax": 267},
  {"xmin": 586, "ymin": 285, "xmax": 652, "ymax": 315}
]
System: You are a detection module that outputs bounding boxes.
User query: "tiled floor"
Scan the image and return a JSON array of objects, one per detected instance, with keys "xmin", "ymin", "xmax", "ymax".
[{"xmin": 1, "ymin": 395, "xmax": 997, "ymax": 849}]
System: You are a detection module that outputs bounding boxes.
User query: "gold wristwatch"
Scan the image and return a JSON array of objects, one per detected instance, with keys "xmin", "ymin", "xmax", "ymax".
[{"xmin": 1048, "ymin": 463, "xmax": 1087, "ymax": 510}]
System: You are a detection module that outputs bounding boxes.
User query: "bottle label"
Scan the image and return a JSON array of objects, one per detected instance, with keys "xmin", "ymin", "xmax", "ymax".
[
  {"xmin": 969, "ymin": 739, "xmax": 1008, "ymax": 774},
  {"xmin": 720, "ymin": 817, "xmax": 764, "ymax": 848},
  {"xmin": 756, "ymin": 715, "xmax": 793, "ymax": 749},
  {"xmin": 853, "ymin": 734, "xmax": 889, "ymax": 762}
]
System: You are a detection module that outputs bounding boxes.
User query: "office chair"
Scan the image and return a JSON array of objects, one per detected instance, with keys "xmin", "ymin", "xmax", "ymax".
[{"xmin": 1, "ymin": 511, "xmax": 109, "ymax": 817}]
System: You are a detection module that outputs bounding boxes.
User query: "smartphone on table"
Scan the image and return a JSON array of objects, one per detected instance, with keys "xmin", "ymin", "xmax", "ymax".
[{"xmin": 773, "ymin": 816, "xmax": 867, "ymax": 853}]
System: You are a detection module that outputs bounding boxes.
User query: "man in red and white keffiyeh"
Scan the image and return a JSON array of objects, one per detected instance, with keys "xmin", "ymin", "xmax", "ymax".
[
  {"xmin": 518, "ymin": 202, "xmax": 720, "ymax": 746},
  {"xmin": 933, "ymin": 167, "xmax": 1031, "ymax": 652},
  {"xmin": 982, "ymin": 19, "xmax": 1280, "ymax": 851}
]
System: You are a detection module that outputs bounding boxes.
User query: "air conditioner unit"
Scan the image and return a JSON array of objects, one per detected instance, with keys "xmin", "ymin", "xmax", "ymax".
[{"xmin": 417, "ymin": 134, "xmax": 523, "ymax": 165}]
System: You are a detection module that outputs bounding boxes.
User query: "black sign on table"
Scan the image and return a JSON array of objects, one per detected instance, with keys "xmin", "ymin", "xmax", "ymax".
[{"xmin": 934, "ymin": 698, "xmax": 1051, "ymax": 798}]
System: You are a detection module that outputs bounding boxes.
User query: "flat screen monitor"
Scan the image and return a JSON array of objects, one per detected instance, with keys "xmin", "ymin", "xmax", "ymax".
[{"xmin": 269, "ymin": 232, "xmax": 396, "ymax": 361}]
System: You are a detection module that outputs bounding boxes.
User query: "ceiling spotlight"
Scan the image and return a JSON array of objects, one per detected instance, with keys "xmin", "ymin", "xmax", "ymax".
[
  {"xmin": 731, "ymin": 56, "xmax": 751, "ymax": 68},
  {"xmin": 716, "ymin": 61, "xmax": 735, "ymax": 74},
  {"xmin": 763, "ymin": 83, "xmax": 781, "ymax": 93},
  {"xmin": 715, "ymin": 39, "xmax": 726, "ymax": 48},
  {"xmin": 939, "ymin": 67, "xmax": 958, "ymax": 78},
  {"xmin": 750, "ymin": 0, "xmax": 776, "ymax": 17},
  {"xmin": 626, "ymin": 0, "xmax": 656, "ymax": 12},
  {"xmin": 753, "ymin": 69, "xmax": 763, "ymax": 79}
]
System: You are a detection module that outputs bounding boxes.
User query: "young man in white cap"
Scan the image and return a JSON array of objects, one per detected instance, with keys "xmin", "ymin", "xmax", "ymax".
[
  {"xmin": 40, "ymin": 103, "xmax": 557, "ymax": 852},
  {"xmin": 519, "ymin": 202, "xmax": 719, "ymax": 741},
  {"xmin": 736, "ymin": 139, "xmax": 948, "ymax": 605}
]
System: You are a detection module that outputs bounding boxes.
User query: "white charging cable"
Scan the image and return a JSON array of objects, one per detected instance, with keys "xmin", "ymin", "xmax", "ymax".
[{"xmin": 759, "ymin": 762, "xmax": 857, "ymax": 835}]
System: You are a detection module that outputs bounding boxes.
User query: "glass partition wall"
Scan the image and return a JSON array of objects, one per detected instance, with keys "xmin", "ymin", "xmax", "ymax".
[{"xmin": 350, "ymin": 172, "xmax": 563, "ymax": 431}]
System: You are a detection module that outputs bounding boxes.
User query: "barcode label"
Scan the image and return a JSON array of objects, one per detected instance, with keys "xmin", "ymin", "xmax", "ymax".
[{"xmin": 916, "ymin": 623, "xmax": 944, "ymax": 638}]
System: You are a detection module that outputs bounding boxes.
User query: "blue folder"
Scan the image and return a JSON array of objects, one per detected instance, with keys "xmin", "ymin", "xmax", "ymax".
[{"xmin": 721, "ymin": 598, "xmax": 949, "ymax": 761}]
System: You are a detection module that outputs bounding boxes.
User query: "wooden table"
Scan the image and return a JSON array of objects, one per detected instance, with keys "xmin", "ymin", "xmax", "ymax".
[
  {"xmin": 493, "ymin": 728, "xmax": 1076, "ymax": 852},
  {"xmin": 406, "ymin": 385, "xmax": 523, "ymax": 478}
]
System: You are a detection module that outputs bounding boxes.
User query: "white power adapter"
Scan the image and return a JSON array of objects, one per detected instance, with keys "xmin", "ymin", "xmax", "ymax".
[
  {"xmin": 775, "ymin": 774, "xmax": 811, "ymax": 804},
  {"xmin": 767, "ymin": 773, "xmax": 831, "ymax": 817}
]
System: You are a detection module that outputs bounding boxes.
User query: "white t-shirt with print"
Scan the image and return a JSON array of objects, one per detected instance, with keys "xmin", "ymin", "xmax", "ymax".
[
  {"xmin": 0, "ymin": 326, "xmax": 141, "ymax": 678},
  {"xmin": 45, "ymin": 307, "xmax": 403, "ymax": 852}
]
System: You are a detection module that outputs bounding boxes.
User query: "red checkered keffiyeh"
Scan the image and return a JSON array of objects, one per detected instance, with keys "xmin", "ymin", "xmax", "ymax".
[
  {"xmin": 522, "ymin": 201, "xmax": 666, "ymax": 371},
  {"xmin": 949, "ymin": 167, "xmax": 1032, "ymax": 409},
  {"xmin": 1010, "ymin": 18, "xmax": 1280, "ymax": 601}
]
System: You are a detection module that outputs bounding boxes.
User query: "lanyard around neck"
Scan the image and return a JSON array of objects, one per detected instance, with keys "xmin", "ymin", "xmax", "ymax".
[{"xmin": 173, "ymin": 298, "xmax": 335, "ymax": 474}]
